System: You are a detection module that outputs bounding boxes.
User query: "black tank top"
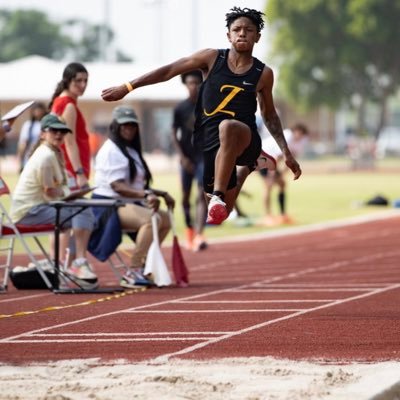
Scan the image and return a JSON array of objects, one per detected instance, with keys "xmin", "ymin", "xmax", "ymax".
[{"xmin": 193, "ymin": 49, "xmax": 265, "ymax": 151}]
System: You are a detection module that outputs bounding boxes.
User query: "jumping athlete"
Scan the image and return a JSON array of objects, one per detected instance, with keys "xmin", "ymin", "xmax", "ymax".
[{"xmin": 101, "ymin": 7, "xmax": 302, "ymax": 225}]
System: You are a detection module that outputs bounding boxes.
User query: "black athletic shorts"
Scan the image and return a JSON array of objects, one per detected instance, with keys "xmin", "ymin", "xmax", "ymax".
[{"xmin": 203, "ymin": 132, "xmax": 261, "ymax": 194}]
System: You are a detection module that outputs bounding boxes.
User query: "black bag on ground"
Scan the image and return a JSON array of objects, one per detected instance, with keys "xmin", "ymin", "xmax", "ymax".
[
  {"xmin": 10, "ymin": 267, "xmax": 56, "ymax": 289},
  {"xmin": 365, "ymin": 194, "xmax": 389, "ymax": 206}
]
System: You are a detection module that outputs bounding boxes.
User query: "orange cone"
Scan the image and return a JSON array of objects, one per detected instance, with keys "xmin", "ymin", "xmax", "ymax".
[{"xmin": 169, "ymin": 209, "xmax": 189, "ymax": 287}]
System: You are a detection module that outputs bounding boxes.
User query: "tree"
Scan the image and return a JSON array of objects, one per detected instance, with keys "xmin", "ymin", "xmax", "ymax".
[
  {"xmin": 0, "ymin": 9, "xmax": 72, "ymax": 61},
  {"xmin": 62, "ymin": 19, "xmax": 132, "ymax": 62},
  {"xmin": 0, "ymin": 9, "xmax": 132, "ymax": 63},
  {"xmin": 267, "ymin": 0, "xmax": 400, "ymax": 137}
]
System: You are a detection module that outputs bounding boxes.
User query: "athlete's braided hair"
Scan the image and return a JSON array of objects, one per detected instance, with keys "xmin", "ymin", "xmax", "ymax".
[{"xmin": 225, "ymin": 7, "xmax": 265, "ymax": 32}]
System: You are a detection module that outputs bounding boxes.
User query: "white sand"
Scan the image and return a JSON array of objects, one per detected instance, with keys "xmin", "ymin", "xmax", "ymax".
[{"xmin": 0, "ymin": 357, "xmax": 399, "ymax": 400}]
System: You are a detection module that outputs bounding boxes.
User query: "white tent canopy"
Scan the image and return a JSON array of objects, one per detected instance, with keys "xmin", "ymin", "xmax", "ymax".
[{"xmin": 0, "ymin": 55, "xmax": 187, "ymax": 101}]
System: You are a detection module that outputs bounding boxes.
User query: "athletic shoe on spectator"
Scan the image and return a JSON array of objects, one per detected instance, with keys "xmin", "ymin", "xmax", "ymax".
[
  {"xmin": 67, "ymin": 258, "xmax": 97, "ymax": 279},
  {"xmin": 120, "ymin": 268, "xmax": 153, "ymax": 289},
  {"xmin": 65, "ymin": 258, "xmax": 98, "ymax": 289}
]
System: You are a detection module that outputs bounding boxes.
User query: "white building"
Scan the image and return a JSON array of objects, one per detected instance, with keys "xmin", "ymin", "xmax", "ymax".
[{"xmin": 0, "ymin": 55, "xmax": 187, "ymax": 154}]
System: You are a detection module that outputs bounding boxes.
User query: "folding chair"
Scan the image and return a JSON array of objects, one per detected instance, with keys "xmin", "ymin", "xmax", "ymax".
[
  {"xmin": 107, "ymin": 231, "xmax": 137, "ymax": 281},
  {"xmin": 0, "ymin": 176, "xmax": 56, "ymax": 292},
  {"xmin": 107, "ymin": 247, "xmax": 130, "ymax": 281},
  {"xmin": 49, "ymin": 197, "xmax": 126, "ymax": 294}
]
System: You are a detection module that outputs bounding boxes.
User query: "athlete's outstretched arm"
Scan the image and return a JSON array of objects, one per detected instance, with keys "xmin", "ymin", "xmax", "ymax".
[
  {"xmin": 257, "ymin": 68, "xmax": 302, "ymax": 180},
  {"xmin": 101, "ymin": 49, "xmax": 216, "ymax": 102}
]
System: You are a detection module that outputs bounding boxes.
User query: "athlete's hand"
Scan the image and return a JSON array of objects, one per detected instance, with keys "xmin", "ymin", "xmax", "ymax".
[
  {"xmin": 285, "ymin": 154, "xmax": 302, "ymax": 180},
  {"xmin": 101, "ymin": 84, "xmax": 129, "ymax": 101}
]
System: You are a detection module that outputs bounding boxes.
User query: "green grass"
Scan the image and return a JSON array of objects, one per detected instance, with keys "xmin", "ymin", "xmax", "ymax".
[
  {"xmin": 152, "ymin": 160, "xmax": 400, "ymax": 240},
  {"xmin": 2, "ymin": 157, "xmax": 399, "ymax": 253}
]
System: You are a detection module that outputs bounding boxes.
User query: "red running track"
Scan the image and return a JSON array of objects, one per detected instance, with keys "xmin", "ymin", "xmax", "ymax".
[{"xmin": 0, "ymin": 214, "xmax": 399, "ymax": 364}]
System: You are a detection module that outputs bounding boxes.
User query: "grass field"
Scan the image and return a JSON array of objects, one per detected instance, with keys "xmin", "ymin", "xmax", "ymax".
[
  {"xmin": 151, "ymin": 157, "xmax": 400, "ymax": 240},
  {"xmin": 2, "ymin": 156, "xmax": 399, "ymax": 252}
]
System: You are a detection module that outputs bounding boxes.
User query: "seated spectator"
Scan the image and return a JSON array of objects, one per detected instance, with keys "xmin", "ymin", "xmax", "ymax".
[
  {"xmin": 9, "ymin": 114, "xmax": 97, "ymax": 288},
  {"xmin": 89, "ymin": 106, "xmax": 175, "ymax": 289}
]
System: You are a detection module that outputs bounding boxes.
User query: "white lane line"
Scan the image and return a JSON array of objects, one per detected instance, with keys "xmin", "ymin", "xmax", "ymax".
[
  {"xmin": 152, "ymin": 283, "xmax": 400, "ymax": 363},
  {"xmin": 331, "ymin": 268, "xmax": 400, "ymax": 273},
  {"xmin": 207, "ymin": 209, "xmax": 400, "ymax": 246},
  {"xmin": 0, "ymin": 251, "xmax": 397, "ymax": 343},
  {"xmin": 177, "ymin": 300, "xmax": 333, "ymax": 303},
  {"xmin": 9, "ymin": 338, "xmax": 216, "ymax": 343},
  {"xmin": 250, "ymin": 283, "xmax": 386, "ymax": 287},
  {"xmin": 174, "ymin": 260, "xmax": 355, "ymax": 306},
  {"xmin": 232, "ymin": 288, "xmax": 374, "ymax": 292},
  {"xmin": 0, "ymin": 261, "xmax": 350, "ymax": 342},
  {"xmin": 125, "ymin": 309, "xmax": 303, "ymax": 313},
  {"xmin": 27, "ymin": 332, "xmax": 233, "ymax": 336},
  {"xmin": 0, "ymin": 293, "xmax": 50, "ymax": 304}
]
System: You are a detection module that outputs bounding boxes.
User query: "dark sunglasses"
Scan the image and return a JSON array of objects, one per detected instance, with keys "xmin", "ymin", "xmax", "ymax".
[{"xmin": 45, "ymin": 128, "xmax": 69, "ymax": 135}]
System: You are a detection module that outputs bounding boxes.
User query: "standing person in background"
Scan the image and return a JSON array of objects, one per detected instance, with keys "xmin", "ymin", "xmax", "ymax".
[
  {"xmin": 1, "ymin": 102, "xmax": 36, "ymax": 173},
  {"xmin": 1, "ymin": 101, "xmax": 34, "ymax": 142},
  {"xmin": 101, "ymin": 7, "xmax": 301, "ymax": 226},
  {"xmin": 48, "ymin": 62, "xmax": 91, "ymax": 263},
  {"xmin": 172, "ymin": 70, "xmax": 207, "ymax": 251},
  {"xmin": 49, "ymin": 62, "xmax": 91, "ymax": 188},
  {"xmin": 259, "ymin": 123, "xmax": 309, "ymax": 226},
  {"xmin": 17, "ymin": 102, "xmax": 47, "ymax": 172},
  {"xmin": 0, "ymin": 119, "xmax": 15, "ymax": 142}
]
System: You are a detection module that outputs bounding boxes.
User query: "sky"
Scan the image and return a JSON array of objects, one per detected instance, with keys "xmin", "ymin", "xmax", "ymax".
[{"xmin": 0, "ymin": 0, "xmax": 269, "ymax": 65}]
